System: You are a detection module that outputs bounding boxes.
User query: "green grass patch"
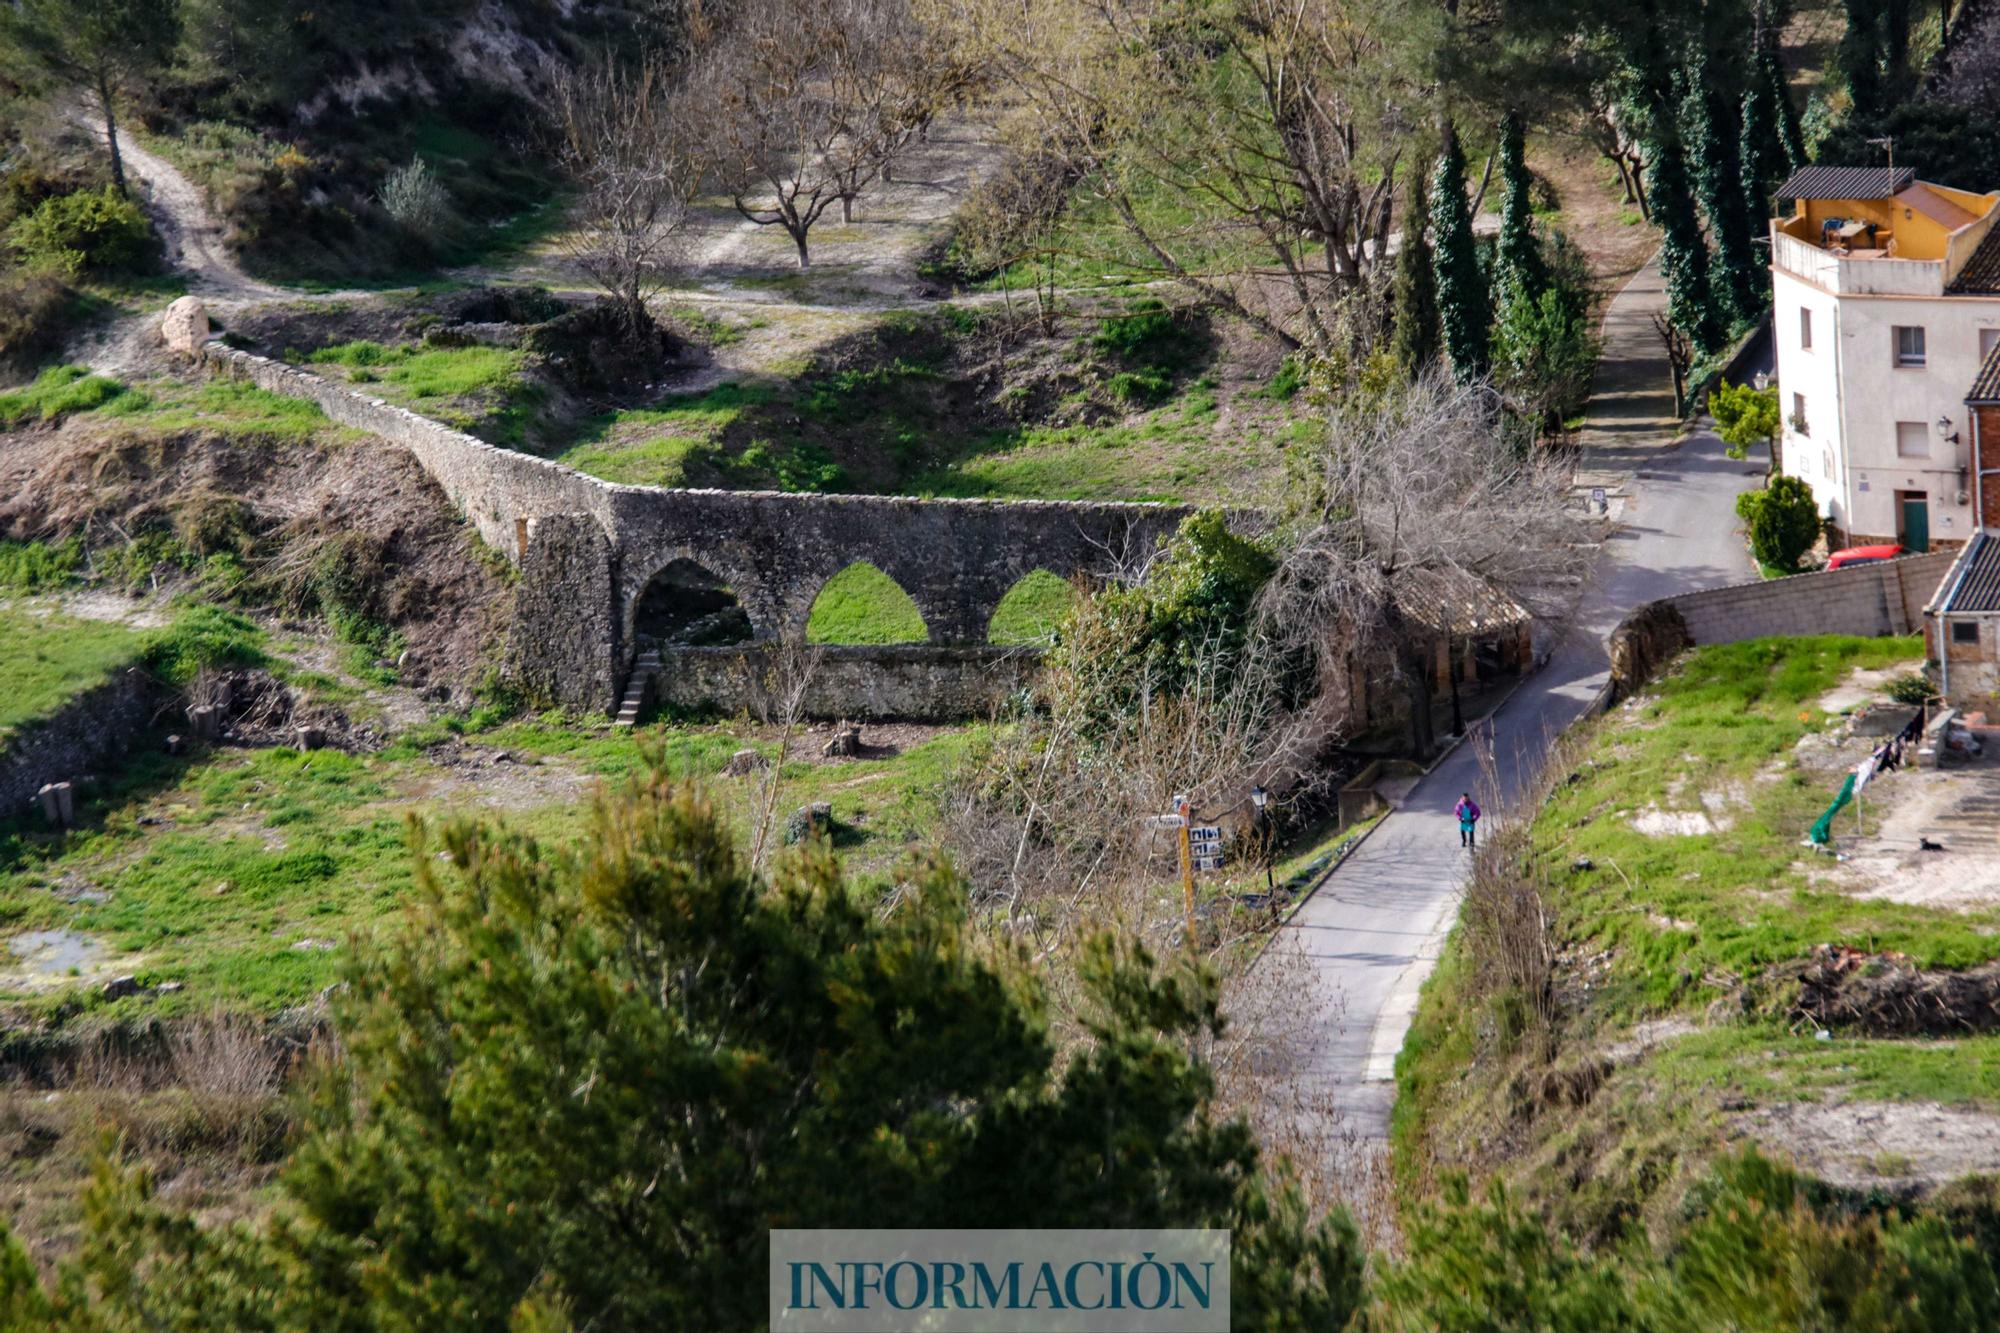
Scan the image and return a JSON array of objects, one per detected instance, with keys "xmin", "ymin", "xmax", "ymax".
[
  {"xmin": 0, "ymin": 366, "xmax": 140, "ymax": 427},
  {"xmin": 0, "ymin": 712, "xmax": 987, "ymax": 1016},
  {"xmin": 986, "ymin": 571, "xmax": 1075, "ymax": 646},
  {"xmin": 0, "ymin": 607, "xmax": 147, "ymax": 739},
  {"xmin": 303, "ymin": 340, "xmax": 539, "ymax": 445},
  {"xmin": 806, "ymin": 564, "xmax": 930, "ymax": 645}
]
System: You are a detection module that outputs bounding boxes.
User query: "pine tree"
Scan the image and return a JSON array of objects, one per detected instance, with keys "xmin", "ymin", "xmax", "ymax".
[
  {"xmin": 1686, "ymin": 50, "xmax": 1762, "ymax": 325},
  {"xmin": 1495, "ymin": 111, "xmax": 1546, "ymax": 302},
  {"xmin": 1392, "ymin": 168, "xmax": 1441, "ymax": 375},
  {"xmin": 1430, "ymin": 128, "xmax": 1488, "ymax": 381}
]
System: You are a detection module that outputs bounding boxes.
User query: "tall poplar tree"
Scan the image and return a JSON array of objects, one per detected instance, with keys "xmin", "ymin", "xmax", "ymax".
[
  {"xmin": 1430, "ymin": 128, "xmax": 1488, "ymax": 381},
  {"xmin": 1392, "ymin": 169, "xmax": 1441, "ymax": 374}
]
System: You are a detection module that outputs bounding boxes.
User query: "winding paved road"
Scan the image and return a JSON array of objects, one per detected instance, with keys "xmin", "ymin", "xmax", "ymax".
[{"xmin": 1265, "ymin": 259, "xmax": 1768, "ymax": 1146}]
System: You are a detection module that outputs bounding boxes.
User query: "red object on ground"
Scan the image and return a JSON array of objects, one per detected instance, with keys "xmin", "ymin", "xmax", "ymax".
[{"xmin": 1826, "ymin": 543, "xmax": 1904, "ymax": 570}]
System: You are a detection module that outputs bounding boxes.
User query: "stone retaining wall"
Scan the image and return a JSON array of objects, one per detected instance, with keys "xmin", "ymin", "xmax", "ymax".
[
  {"xmin": 654, "ymin": 645, "xmax": 1040, "ymax": 722},
  {"xmin": 0, "ymin": 668, "xmax": 157, "ymax": 821}
]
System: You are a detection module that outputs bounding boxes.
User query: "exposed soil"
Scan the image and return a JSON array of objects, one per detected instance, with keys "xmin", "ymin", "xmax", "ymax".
[
  {"xmin": 1793, "ymin": 946, "xmax": 2000, "ymax": 1037},
  {"xmin": 0, "ymin": 424, "xmax": 511, "ymax": 694},
  {"xmin": 1734, "ymin": 1098, "xmax": 2000, "ymax": 1196},
  {"xmin": 1832, "ymin": 756, "xmax": 2000, "ymax": 909}
]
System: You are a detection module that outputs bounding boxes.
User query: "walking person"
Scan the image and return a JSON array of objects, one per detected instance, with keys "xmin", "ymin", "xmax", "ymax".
[{"xmin": 1455, "ymin": 793, "xmax": 1481, "ymax": 850}]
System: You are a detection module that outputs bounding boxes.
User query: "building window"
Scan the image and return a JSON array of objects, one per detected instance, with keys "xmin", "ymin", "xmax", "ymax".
[
  {"xmin": 1894, "ymin": 325, "xmax": 1927, "ymax": 367},
  {"xmin": 1896, "ymin": 421, "xmax": 1931, "ymax": 458},
  {"xmin": 1952, "ymin": 621, "xmax": 1980, "ymax": 645},
  {"xmin": 1982, "ymin": 328, "xmax": 2000, "ymax": 361},
  {"xmin": 1800, "ymin": 307, "xmax": 1813, "ymax": 350},
  {"xmin": 1793, "ymin": 392, "xmax": 1809, "ymax": 436}
]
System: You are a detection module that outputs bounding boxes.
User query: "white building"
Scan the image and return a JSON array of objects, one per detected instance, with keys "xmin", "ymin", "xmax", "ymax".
[{"xmin": 1769, "ymin": 165, "xmax": 2000, "ymax": 551}]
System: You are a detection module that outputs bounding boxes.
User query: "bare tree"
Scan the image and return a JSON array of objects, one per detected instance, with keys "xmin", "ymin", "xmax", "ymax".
[
  {"xmin": 548, "ymin": 56, "xmax": 708, "ymax": 335},
  {"xmin": 960, "ymin": 0, "xmax": 1414, "ymax": 357},
  {"xmin": 1259, "ymin": 371, "xmax": 1592, "ymax": 756},
  {"xmin": 711, "ymin": 0, "xmax": 975, "ymax": 266}
]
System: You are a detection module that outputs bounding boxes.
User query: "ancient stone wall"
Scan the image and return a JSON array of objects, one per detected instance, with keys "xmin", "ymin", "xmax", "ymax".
[
  {"xmin": 201, "ymin": 342, "xmax": 1198, "ymax": 715},
  {"xmin": 0, "ymin": 668, "xmax": 156, "ymax": 821},
  {"xmin": 654, "ymin": 645, "xmax": 1040, "ymax": 722},
  {"xmin": 508, "ymin": 515, "xmax": 618, "ymax": 712}
]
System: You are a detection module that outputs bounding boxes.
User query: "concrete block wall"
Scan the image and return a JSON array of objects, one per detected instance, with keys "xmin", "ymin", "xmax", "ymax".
[
  {"xmin": 1662, "ymin": 552, "xmax": 1955, "ymax": 646},
  {"xmin": 0, "ymin": 668, "xmax": 155, "ymax": 820}
]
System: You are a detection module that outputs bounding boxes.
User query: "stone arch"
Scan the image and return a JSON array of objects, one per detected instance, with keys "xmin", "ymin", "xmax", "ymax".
[
  {"xmin": 631, "ymin": 558, "xmax": 755, "ymax": 648},
  {"xmin": 803, "ymin": 561, "xmax": 930, "ymax": 644},
  {"xmin": 986, "ymin": 569, "xmax": 1077, "ymax": 645}
]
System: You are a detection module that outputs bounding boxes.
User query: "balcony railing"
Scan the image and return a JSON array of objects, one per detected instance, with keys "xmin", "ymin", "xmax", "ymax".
[{"xmin": 1771, "ymin": 230, "xmax": 1944, "ymax": 296}]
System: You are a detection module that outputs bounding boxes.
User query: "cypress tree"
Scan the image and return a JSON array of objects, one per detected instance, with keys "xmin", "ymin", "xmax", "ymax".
[
  {"xmin": 1687, "ymin": 51, "xmax": 1762, "ymax": 324},
  {"xmin": 1430, "ymin": 128, "xmax": 1488, "ymax": 381},
  {"xmin": 1495, "ymin": 111, "xmax": 1546, "ymax": 301},
  {"xmin": 1391, "ymin": 168, "xmax": 1441, "ymax": 375},
  {"xmin": 1631, "ymin": 23, "xmax": 1723, "ymax": 355}
]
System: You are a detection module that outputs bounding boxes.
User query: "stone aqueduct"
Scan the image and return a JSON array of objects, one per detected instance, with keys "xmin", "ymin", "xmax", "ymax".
[{"xmin": 203, "ymin": 343, "xmax": 1194, "ymax": 717}]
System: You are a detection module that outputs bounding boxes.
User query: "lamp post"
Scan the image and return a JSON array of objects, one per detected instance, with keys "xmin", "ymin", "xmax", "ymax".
[{"xmin": 1249, "ymin": 785, "xmax": 1274, "ymax": 895}]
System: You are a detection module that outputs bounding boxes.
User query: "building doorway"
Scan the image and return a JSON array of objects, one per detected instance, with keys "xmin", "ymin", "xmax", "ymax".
[{"xmin": 1897, "ymin": 491, "xmax": 1930, "ymax": 553}]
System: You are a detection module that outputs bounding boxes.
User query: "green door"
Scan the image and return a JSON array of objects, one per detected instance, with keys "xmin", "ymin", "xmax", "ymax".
[{"xmin": 1902, "ymin": 495, "xmax": 1930, "ymax": 553}]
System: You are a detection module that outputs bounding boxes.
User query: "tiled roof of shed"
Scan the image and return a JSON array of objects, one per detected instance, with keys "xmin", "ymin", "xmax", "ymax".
[
  {"xmin": 1936, "ymin": 532, "xmax": 2000, "ymax": 614},
  {"xmin": 1970, "ymin": 338, "xmax": 2000, "ymax": 403},
  {"xmin": 1951, "ymin": 225, "xmax": 2000, "ymax": 294},
  {"xmin": 1777, "ymin": 165, "xmax": 1916, "ymax": 199}
]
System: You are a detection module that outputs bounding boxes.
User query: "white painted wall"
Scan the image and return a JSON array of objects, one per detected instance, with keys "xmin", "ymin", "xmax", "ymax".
[{"xmin": 1772, "ymin": 267, "xmax": 1999, "ymax": 545}]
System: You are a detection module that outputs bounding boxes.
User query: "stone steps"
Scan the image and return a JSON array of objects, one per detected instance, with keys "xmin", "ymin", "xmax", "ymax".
[{"xmin": 614, "ymin": 651, "xmax": 662, "ymax": 728}]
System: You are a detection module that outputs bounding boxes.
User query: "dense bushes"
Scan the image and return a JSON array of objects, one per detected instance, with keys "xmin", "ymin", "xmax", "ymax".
[{"xmin": 4, "ymin": 186, "xmax": 155, "ymax": 277}]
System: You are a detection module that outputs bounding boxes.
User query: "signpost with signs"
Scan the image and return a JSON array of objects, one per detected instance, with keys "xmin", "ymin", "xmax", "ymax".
[{"xmin": 1189, "ymin": 824, "xmax": 1225, "ymax": 873}]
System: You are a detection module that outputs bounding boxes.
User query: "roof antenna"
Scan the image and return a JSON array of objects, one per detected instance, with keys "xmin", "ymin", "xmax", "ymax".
[{"xmin": 1867, "ymin": 136, "xmax": 1896, "ymax": 190}]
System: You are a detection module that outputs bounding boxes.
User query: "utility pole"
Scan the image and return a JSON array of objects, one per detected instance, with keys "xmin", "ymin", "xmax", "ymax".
[{"xmin": 1175, "ymin": 792, "xmax": 1197, "ymax": 949}]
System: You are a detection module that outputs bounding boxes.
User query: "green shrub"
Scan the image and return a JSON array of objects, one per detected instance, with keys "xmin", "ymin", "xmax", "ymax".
[
  {"xmin": 141, "ymin": 604, "xmax": 269, "ymax": 684},
  {"xmin": 1735, "ymin": 476, "xmax": 1822, "ymax": 573},
  {"xmin": 1887, "ymin": 672, "xmax": 1934, "ymax": 706},
  {"xmin": 4, "ymin": 186, "xmax": 153, "ymax": 276}
]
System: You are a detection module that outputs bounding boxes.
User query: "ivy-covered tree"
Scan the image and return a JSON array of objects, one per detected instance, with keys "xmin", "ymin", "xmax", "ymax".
[
  {"xmin": 1766, "ymin": 44, "xmax": 1807, "ymax": 171},
  {"xmin": 1686, "ymin": 48, "xmax": 1762, "ymax": 324},
  {"xmin": 1494, "ymin": 110, "xmax": 1546, "ymax": 301},
  {"xmin": 1430, "ymin": 127, "xmax": 1489, "ymax": 381},
  {"xmin": 1392, "ymin": 168, "xmax": 1441, "ymax": 374},
  {"xmin": 1629, "ymin": 21, "xmax": 1723, "ymax": 354}
]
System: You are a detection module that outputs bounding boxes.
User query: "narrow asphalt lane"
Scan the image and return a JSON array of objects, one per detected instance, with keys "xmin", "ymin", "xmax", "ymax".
[{"xmin": 1265, "ymin": 421, "xmax": 1765, "ymax": 1145}]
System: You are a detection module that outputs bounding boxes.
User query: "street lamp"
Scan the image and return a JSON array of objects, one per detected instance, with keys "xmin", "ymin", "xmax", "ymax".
[
  {"xmin": 1753, "ymin": 370, "xmax": 1769, "ymax": 391},
  {"xmin": 1937, "ymin": 414, "xmax": 1961, "ymax": 445},
  {"xmin": 1249, "ymin": 785, "xmax": 1274, "ymax": 895}
]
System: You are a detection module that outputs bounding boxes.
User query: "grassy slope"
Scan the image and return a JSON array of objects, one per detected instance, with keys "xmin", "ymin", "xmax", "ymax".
[
  {"xmin": 1, "ymin": 365, "xmax": 327, "ymax": 439},
  {"xmin": 0, "ymin": 607, "xmax": 146, "ymax": 739},
  {"xmin": 0, "ymin": 716, "xmax": 984, "ymax": 1018},
  {"xmin": 1394, "ymin": 635, "xmax": 2000, "ymax": 1243}
]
